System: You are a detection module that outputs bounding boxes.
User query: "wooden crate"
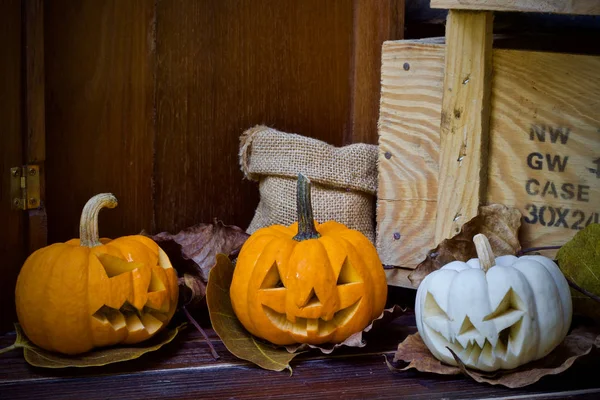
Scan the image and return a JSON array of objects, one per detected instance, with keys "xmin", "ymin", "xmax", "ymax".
[{"xmin": 377, "ymin": 1, "xmax": 600, "ymax": 288}]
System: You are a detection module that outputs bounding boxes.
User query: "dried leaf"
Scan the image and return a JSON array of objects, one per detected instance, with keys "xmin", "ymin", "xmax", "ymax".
[
  {"xmin": 285, "ymin": 305, "xmax": 405, "ymax": 354},
  {"xmin": 409, "ymin": 204, "xmax": 522, "ymax": 287},
  {"xmin": 392, "ymin": 326, "xmax": 600, "ymax": 388},
  {"xmin": 206, "ymin": 254, "xmax": 298, "ymax": 372},
  {"xmin": 151, "ymin": 219, "xmax": 249, "ymax": 281},
  {"xmin": 388, "ymin": 333, "xmax": 460, "ymax": 375},
  {"xmin": 6, "ymin": 323, "xmax": 184, "ymax": 368},
  {"xmin": 178, "ymin": 273, "xmax": 207, "ymax": 309},
  {"xmin": 557, "ymin": 224, "xmax": 600, "ymax": 318}
]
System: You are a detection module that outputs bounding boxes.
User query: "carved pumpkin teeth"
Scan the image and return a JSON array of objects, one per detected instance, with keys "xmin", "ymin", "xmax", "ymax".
[
  {"xmin": 92, "ymin": 299, "xmax": 171, "ymax": 335},
  {"xmin": 467, "ymin": 341, "xmax": 483, "ymax": 364},
  {"xmin": 139, "ymin": 313, "xmax": 163, "ymax": 335},
  {"xmin": 423, "ymin": 287, "xmax": 530, "ymax": 364},
  {"xmin": 262, "ymin": 299, "xmax": 362, "ymax": 338}
]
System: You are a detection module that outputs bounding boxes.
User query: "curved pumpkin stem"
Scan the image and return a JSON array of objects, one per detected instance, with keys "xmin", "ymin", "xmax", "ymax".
[
  {"xmin": 473, "ymin": 233, "xmax": 495, "ymax": 272},
  {"xmin": 293, "ymin": 174, "xmax": 321, "ymax": 242},
  {"xmin": 80, "ymin": 193, "xmax": 118, "ymax": 248}
]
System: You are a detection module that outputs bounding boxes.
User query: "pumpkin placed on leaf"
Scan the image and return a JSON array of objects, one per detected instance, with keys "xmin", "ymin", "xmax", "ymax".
[
  {"xmin": 230, "ymin": 174, "xmax": 387, "ymax": 346},
  {"xmin": 15, "ymin": 194, "xmax": 179, "ymax": 355},
  {"xmin": 415, "ymin": 234, "xmax": 572, "ymax": 372}
]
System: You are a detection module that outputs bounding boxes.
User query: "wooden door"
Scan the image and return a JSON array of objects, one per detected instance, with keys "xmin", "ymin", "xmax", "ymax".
[
  {"xmin": 0, "ymin": 0, "xmax": 48, "ymax": 333},
  {"xmin": 0, "ymin": 0, "xmax": 26, "ymax": 333}
]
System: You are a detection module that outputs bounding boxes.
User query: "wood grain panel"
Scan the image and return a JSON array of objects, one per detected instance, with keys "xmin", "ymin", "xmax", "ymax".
[
  {"xmin": 347, "ymin": 0, "xmax": 405, "ymax": 145},
  {"xmin": 431, "ymin": 0, "xmax": 600, "ymax": 15},
  {"xmin": 435, "ymin": 10, "xmax": 493, "ymax": 243},
  {"xmin": 378, "ymin": 41, "xmax": 600, "ymax": 281},
  {"xmin": 376, "ymin": 41, "xmax": 444, "ymax": 271},
  {"xmin": 488, "ymin": 50, "xmax": 600, "ymax": 258},
  {"xmin": 24, "ymin": 0, "xmax": 48, "ymax": 254},
  {"xmin": 44, "ymin": 0, "xmax": 156, "ymax": 241},
  {"xmin": 155, "ymin": 0, "xmax": 355, "ymax": 233},
  {"xmin": 0, "ymin": 0, "xmax": 25, "ymax": 332}
]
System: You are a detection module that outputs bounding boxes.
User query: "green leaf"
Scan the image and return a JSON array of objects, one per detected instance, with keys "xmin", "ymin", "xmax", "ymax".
[
  {"xmin": 0, "ymin": 323, "xmax": 30, "ymax": 355},
  {"xmin": 9, "ymin": 323, "xmax": 184, "ymax": 368},
  {"xmin": 557, "ymin": 223, "xmax": 600, "ymax": 318},
  {"xmin": 206, "ymin": 254, "xmax": 298, "ymax": 373}
]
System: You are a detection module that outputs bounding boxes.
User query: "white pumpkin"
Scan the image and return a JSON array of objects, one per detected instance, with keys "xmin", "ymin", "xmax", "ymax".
[{"xmin": 415, "ymin": 234, "xmax": 572, "ymax": 372}]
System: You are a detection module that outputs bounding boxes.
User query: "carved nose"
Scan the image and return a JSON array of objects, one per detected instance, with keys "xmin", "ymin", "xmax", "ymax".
[{"xmin": 298, "ymin": 288, "xmax": 322, "ymax": 308}]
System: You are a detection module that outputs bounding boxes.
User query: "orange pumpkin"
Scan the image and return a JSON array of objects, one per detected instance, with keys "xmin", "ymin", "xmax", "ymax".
[
  {"xmin": 15, "ymin": 193, "xmax": 179, "ymax": 355},
  {"xmin": 230, "ymin": 174, "xmax": 387, "ymax": 345}
]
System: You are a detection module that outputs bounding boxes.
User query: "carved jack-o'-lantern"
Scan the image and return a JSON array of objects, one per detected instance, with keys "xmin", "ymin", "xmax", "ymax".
[
  {"xmin": 15, "ymin": 194, "xmax": 179, "ymax": 355},
  {"xmin": 230, "ymin": 174, "xmax": 388, "ymax": 345},
  {"xmin": 415, "ymin": 234, "xmax": 572, "ymax": 372}
]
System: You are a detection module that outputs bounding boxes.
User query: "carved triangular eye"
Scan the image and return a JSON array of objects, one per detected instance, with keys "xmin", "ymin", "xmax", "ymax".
[
  {"xmin": 337, "ymin": 258, "xmax": 361, "ymax": 285},
  {"xmin": 148, "ymin": 269, "xmax": 166, "ymax": 292},
  {"xmin": 97, "ymin": 253, "xmax": 142, "ymax": 277},
  {"xmin": 424, "ymin": 292, "xmax": 450, "ymax": 319},
  {"xmin": 261, "ymin": 262, "xmax": 284, "ymax": 289}
]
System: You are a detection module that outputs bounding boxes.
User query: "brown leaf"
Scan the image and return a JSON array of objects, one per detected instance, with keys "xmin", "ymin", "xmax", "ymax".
[
  {"xmin": 389, "ymin": 332, "xmax": 460, "ymax": 375},
  {"xmin": 7, "ymin": 323, "xmax": 184, "ymax": 368},
  {"xmin": 285, "ymin": 305, "xmax": 406, "ymax": 354},
  {"xmin": 392, "ymin": 326, "xmax": 600, "ymax": 388},
  {"xmin": 178, "ymin": 273, "xmax": 207, "ymax": 309},
  {"xmin": 408, "ymin": 204, "xmax": 522, "ymax": 287},
  {"xmin": 151, "ymin": 218, "xmax": 249, "ymax": 281},
  {"xmin": 206, "ymin": 254, "xmax": 298, "ymax": 372}
]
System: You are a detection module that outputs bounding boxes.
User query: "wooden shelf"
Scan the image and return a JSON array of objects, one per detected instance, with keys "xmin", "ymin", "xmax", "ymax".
[
  {"xmin": 1, "ymin": 313, "xmax": 600, "ymax": 399},
  {"xmin": 430, "ymin": 0, "xmax": 600, "ymax": 16}
]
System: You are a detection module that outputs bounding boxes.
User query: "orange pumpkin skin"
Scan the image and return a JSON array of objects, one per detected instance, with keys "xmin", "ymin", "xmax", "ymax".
[
  {"xmin": 230, "ymin": 176, "xmax": 387, "ymax": 346},
  {"xmin": 15, "ymin": 194, "xmax": 178, "ymax": 355}
]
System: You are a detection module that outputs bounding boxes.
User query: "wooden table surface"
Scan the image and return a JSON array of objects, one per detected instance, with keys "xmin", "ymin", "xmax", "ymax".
[{"xmin": 1, "ymin": 310, "xmax": 600, "ymax": 400}]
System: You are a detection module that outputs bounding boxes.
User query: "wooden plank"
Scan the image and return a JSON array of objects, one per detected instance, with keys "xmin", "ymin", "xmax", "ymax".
[
  {"xmin": 0, "ymin": 0, "xmax": 25, "ymax": 332},
  {"xmin": 376, "ymin": 41, "xmax": 444, "ymax": 271},
  {"xmin": 488, "ymin": 50, "xmax": 600, "ymax": 258},
  {"xmin": 2, "ymin": 314, "xmax": 600, "ymax": 399},
  {"xmin": 435, "ymin": 10, "xmax": 493, "ymax": 244},
  {"xmin": 24, "ymin": 0, "xmax": 47, "ymax": 254},
  {"xmin": 44, "ymin": 0, "xmax": 156, "ymax": 241},
  {"xmin": 155, "ymin": 1, "xmax": 355, "ymax": 234},
  {"xmin": 347, "ymin": 0, "xmax": 405, "ymax": 145},
  {"xmin": 430, "ymin": 0, "xmax": 600, "ymax": 15},
  {"xmin": 384, "ymin": 266, "xmax": 414, "ymax": 288},
  {"xmin": 377, "ymin": 42, "xmax": 600, "ymax": 280}
]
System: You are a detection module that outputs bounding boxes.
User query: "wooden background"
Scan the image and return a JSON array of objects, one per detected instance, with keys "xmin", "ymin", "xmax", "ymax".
[{"xmin": 0, "ymin": 0, "xmax": 404, "ymax": 332}]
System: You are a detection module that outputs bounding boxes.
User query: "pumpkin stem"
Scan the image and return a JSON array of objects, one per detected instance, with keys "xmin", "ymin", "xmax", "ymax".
[
  {"xmin": 293, "ymin": 173, "xmax": 321, "ymax": 242},
  {"xmin": 79, "ymin": 193, "xmax": 118, "ymax": 248},
  {"xmin": 473, "ymin": 234, "xmax": 495, "ymax": 272}
]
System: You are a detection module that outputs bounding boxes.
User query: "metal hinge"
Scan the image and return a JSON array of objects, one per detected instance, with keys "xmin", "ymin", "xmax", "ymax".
[{"xmin": 10, "ymin": 165, "xmax": 41, "ymax": 210}]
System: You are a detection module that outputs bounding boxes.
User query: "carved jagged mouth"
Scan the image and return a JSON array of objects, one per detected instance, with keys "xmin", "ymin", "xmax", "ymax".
[
  {"xmin": 92, "ymin": 302, "xmax": 170, "ymax": 336},
  {"xmin": 424, "ymin": 316, "xmax": 525, "ymax": 366},
  {"xmin": 263, "ymin": 299, "xmax": 362, "ymax": 337},
  {"xmin": 423, "ymin": 289, "xmax": 527, "ymax": 367}
]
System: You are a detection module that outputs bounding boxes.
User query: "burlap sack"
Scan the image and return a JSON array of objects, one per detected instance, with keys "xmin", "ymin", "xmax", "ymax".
[{"xmin": 239, "ymin": 125, "xmax": 378, "ymax": 243}]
